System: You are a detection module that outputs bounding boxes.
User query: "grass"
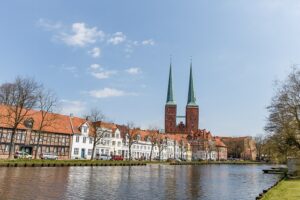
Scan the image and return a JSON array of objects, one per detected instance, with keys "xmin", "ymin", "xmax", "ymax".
[
  {"xmin": 170, "ymin": 160, "xmax": 264, "ymax": 165},
  {"xmin": 262, "ymin": 178, "xmax": 300, "ymax": 200},
  {"xmin": 0, "ymin": 159, "xmax": 148, "ymax": 167},
  {"xmin": 0, "ymin": 159, "xmax": 266, "ymax": 167}
]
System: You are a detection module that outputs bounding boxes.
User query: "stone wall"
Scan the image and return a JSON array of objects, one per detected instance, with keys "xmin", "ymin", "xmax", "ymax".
[{"xmin": 287, "ymin": 157, "xmax": 300, "ymax": 177}]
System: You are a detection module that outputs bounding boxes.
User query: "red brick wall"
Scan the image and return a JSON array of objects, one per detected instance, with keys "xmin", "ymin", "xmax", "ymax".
[
  {"xmin": 165, "ymin": 105, "xmax": 177, "ymax": 133},
  {"xmin": 185, "ymin": 106, "xmax": 199, "ymax": 133}
]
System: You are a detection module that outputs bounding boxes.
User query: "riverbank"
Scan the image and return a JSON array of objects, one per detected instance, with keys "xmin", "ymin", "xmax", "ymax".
[
  {"xmin": 0, "ymin": 159, "xmax": 147, "ymax": 167},
  {"xmin": 0, "ymin": 159, "xmax": 268, "ymax": 167},
  {"xmin": 170, "ymin": 160, "xmax": 265, "ymax": 165},
  {"xmin": 261, "ymin": 178, "xmax": 300, "ymax": 200}
]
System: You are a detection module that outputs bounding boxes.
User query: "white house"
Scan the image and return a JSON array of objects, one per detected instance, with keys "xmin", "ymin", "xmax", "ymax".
[{"xmin": 70, "ymin": 121, "xmax": 94, "ymax": 159}]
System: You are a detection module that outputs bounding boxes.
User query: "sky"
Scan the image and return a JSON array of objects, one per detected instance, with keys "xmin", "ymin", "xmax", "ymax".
[{"xmin": 0, "ymin": 0, "xmax": 299, "ymax": 136}]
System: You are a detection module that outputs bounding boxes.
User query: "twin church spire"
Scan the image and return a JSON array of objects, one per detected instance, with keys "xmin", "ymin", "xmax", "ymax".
[{"xmin": 166, "ymin": 61, "xmax": 197, "ymax": 106}]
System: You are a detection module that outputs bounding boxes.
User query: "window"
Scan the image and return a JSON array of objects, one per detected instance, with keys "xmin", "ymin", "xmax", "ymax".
[
  {"xmin": 96, "ymin": 149, "xmax": 99, "ymax": 154},
  {"xmin": 88, "ymin": 149, "xmax": 92, "ymax": 155},
  {"xmin": 116, "ymin": 133, "xmax": 119, "ymax": 138},
  {"xmin": 83, "ymin": 126, "xmax": 88, "ymax": 133},
  {"xmin": 112, "ymin": 141, "xmax": 116, "ymax": 146},
  {"xmin": 83, "ymin": 137, "xmax": 86, "ymax": 143},
  {"xmin": 5, "ymin": 145, "xmax": 9, "ymax": 152},
  {"xmin": 117, "ymin": 141, "xmax": 121, "ymax": 147},
  {"xmin": 76, "ymin": 136, "xmax": 79, "ymax": 143},
  {"xmin": 74, "ymin": 148, "xmax": 79, "ymax": 155},
  {"xmin": 46, "ymin": 147, "xmax": 50, "ymax": 153},
  {"xmin": 89, "ymin": 138, "xmax": 93, "ymax": 144}
]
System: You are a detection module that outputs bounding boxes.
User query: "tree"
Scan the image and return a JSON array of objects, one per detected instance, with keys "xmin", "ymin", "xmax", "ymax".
[
  {"xmin": 86, "ymin": 108, "xmax": 108, "ymax": 160},
  {"xmin": 126, "ymin": 122, "xmax": 137, "ymax": 161},
  {"xmin": 254, "ymin": 134, "xmax": 265, "ymax": 161},
  {"xmin": 34, "ymin": 88, "xmax": 58, "ymax": 159},
  {"xmin": 179, "ymin": 138, "xmax": 185, "ymax": 160},
  {"xmin": 265, "ymin": 67, "xmax": 300, "ymax": 161},
  {"xmin": 147, "ymin": 126, "xmax": 160, "ymax": 161},
  {"xmin": 157, "ymin": 135, "xmax": 167, "ymax": 161},
  {"xmin": 0, "ymin": 77, "xmax": 40, "ymax": 159}
]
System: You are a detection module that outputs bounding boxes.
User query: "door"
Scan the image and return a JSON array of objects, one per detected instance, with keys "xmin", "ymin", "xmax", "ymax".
[{"xmin": 81, "ymin": 148, "xmax": 85, "ymax": 158}]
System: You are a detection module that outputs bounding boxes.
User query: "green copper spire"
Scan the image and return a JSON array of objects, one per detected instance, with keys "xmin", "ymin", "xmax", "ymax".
[
  {"xmin": 187, "ymin": 62, "xmax": 197, "ymax": 106},
  {"xmin": 166, "ymin": 62, "xmax": 176, "ymax": 105}
]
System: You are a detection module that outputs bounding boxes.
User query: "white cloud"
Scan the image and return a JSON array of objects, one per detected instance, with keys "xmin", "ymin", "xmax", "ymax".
[
  {"xmin": 88, "ymin": 47, "xmax": 101, "ymax": 57},
  {"xmin": 90, "ymin": 64, "xmax": 101, "ymax": 69},
  {"xmin": 89, "ymin": 64, "xmax": 117, "ymax": 79},
  {"xmin": 62, "ymin": 23, "xmax": 105, "ymax": 47},
  {"xmin": 37, "ymin": 18, "xmax": 62, "ymax": 30},
  {"xmin": 60, "ymin": 100, "xmax": 86, "ymax": 116},
  {"xmin": 126, "ymin": 67, "xmax": 141, "ymax": 75},
  {"xmin": 88, "ymin": 88, "xmax": 134, "ymax": 98},
  {"xmin": 141, "ymin": 39, "xmax": 155, "ymax": 46},
  {"xmin": 91, "ymin": 71, "xmax": 117, "ymax": 79},
  {"xmin": 108, "ymin": 32, "xmax": 126, "ymax": 45}
]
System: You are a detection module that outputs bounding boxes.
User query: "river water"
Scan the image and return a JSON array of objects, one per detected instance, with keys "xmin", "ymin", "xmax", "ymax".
[{"xmin": 0, "ymin": 164, "xmax": 282, "ymax": 200}]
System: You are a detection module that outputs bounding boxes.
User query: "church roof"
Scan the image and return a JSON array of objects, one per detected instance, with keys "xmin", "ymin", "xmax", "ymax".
[
  {"xmin": 187, "ymin": 63, "xmax": 197, "ymax": 106},
  {"xmin": 166, "ymin": 63, "xmax": 176, "ymax": 105}
]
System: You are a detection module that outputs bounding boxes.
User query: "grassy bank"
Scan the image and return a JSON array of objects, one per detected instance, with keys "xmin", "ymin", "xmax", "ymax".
[
  {"xmin": 0, "ymin": 159, "xmax": 147, "ymax": 167},
  {"xmin": 261, "ymin": 178, "xmax": 300, "ymax": 200},
  {"xmin": 170, "ymin": 160, "xmax": 265, "ymax": 165},
  {"xmin": 0, "ymin": 159, "xmax": 267, "ymax": 167}
]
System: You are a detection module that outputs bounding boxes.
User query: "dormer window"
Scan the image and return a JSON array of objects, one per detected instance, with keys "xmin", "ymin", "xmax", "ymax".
[{"xmin": 83, "ymin": 126, "xmax": 88, "ymax": 133}]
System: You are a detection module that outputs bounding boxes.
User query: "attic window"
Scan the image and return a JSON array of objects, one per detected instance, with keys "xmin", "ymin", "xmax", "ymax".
[
  {"xmin": 24, "ymin": 118, "xmax": 34, "ymax": 129},
  {"xmin": 83, "ymin": 126, "xmax": 88, "ymax": 133}
]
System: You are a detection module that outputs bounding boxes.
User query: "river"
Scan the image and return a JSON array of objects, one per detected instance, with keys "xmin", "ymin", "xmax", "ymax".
[{"xmin": 0, "ymin": 164, "xmax": 282, "ymax": 200}]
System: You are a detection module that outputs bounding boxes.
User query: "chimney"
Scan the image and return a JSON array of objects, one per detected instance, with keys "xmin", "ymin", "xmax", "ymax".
[{"xmin": 70, "ymin": 113, "xmax": 74, "ymax": 118}]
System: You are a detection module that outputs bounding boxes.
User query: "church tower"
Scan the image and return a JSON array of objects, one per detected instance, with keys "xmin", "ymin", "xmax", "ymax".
[
  {"xmin": 185, "ymin": 63, "xmax": 199, "ymax": 133},
  {"xmin": 165, "ymin": 63, "xmax": 177, "ymax": 133}
]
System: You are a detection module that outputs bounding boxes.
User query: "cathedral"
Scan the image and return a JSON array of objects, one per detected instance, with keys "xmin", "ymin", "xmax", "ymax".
[{"xmin": 165, "ymin": 62, "xmax": 199, "ymax": 134}]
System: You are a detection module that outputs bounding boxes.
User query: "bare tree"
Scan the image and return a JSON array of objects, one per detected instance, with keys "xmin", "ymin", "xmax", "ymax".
[
  {"xmin": 0, "ymin": 77, "xmax": 40, "ymax": 159},
  {"xmin": 254, "ymin": 134, "xmax": 265, "ymax": 161},
  {"xmin": 265, "ymin": 67, "xmax": 300, "ymax": 161},
  {"xmin": 157, "ymin": 136, "xmax": 167, "ymax": 161},
  {"xmin": 34, "ymin": 88, "xmax": 58, "ymax": 159},
  {"xmin": 147, "ymin": 126, "xmax": 160, "ymax": 161},
  {"xmin": 179, "ymin": 139, "xmax": 185, "ymax": 160},
  {"xmin": 126, "ymin": 122, "xmax": 137, "ymax": 161},
  {"xmin": 86, "ymin": 108, "xmax": 107, "ymax": 160}
]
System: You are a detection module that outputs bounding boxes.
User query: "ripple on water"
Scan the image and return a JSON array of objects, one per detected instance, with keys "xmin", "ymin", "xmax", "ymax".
[{"xmin": 0, "ymin": 164, "xmax": 283, "ymax": 200}]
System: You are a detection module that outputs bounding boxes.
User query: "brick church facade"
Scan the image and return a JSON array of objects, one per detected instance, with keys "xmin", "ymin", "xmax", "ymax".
[
  {"xmin": 165, "ymin": 63, "xmax": 199, "ymax": 134},
  {"xmin": 164, "ymin": 62, "xmax": 227, "ymax": 161}
]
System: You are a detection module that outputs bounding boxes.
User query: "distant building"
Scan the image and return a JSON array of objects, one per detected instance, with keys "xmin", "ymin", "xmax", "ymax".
[{"xmin": 220, "ymin": 136, "xmax": 256, "ymax": 160}]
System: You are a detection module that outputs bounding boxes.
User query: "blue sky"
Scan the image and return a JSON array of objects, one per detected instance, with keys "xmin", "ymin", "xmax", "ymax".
[{"xmin": 0, "ymin": 1, "xmax": 299, "ymax": 136}]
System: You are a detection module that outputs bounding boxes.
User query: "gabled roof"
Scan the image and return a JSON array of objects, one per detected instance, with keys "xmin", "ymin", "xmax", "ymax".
[
  {"xmin": 214, "ymin": 137, "xmax": 227, "ymax": 147},
  {"xmin": 0, "ymin": 104, "xmax": 78, "ymax": 135}
]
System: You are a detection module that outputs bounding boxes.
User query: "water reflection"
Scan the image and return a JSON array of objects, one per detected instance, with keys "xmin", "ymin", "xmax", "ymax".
[{"xmin": 0, "ymin": 165, "xmax": 282, "ymax": 200}]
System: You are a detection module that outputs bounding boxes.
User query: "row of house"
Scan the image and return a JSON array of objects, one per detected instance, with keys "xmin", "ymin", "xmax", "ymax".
[{"xmin": 0, "ymin": 104, "xmax": 228, "ymax": 161}]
